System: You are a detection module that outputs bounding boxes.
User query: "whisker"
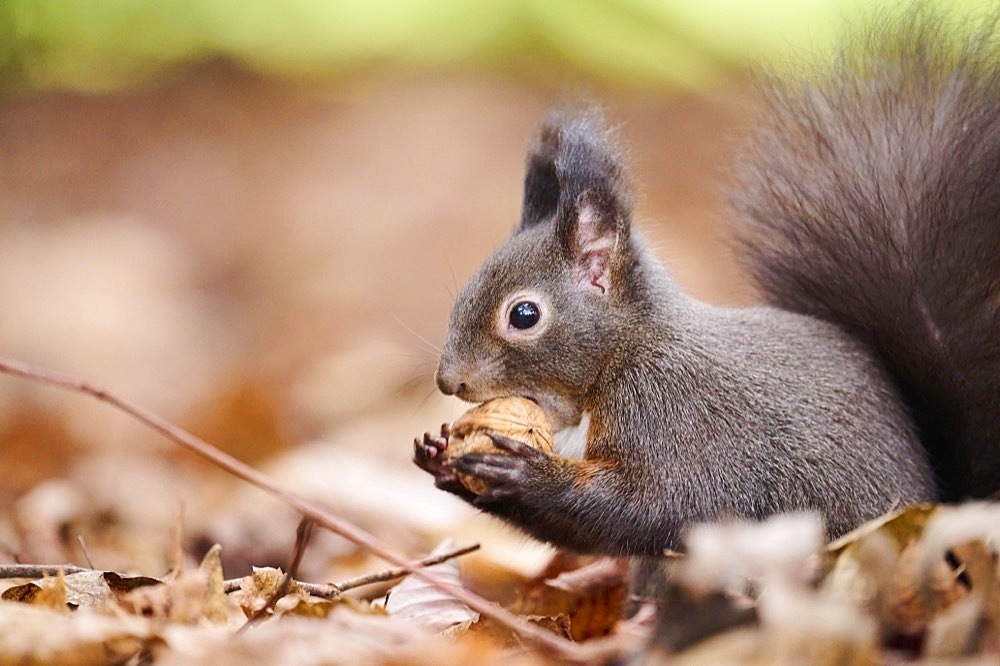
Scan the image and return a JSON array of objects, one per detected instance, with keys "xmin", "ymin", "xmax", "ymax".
[
  {"xmin": 393, "ymin": 316, "xmax": 442, "ymax": 355},
  {"xmin": 448, "ymin": 263, "xmax": 459, "ymax": 299},
  {"xmin": 416, "ymin": 385, "xmax": 441, "ymax": 410},
  {"xmin": 399, "ymin": 370, "xmax": 434, "ymax": 395},
  {"xmin": 441, "ymin": 277, "xmax": 456, "ymax": 301}
]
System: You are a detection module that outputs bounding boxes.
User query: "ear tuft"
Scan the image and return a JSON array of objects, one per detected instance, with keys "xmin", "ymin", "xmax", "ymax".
[
  {"xmin": 519, "ymin": 116, "xmax": 563, "ymax": 229},
  {"xmin": 520, "ymin": 152, "xmax": 560, "ymax": 229},
  {"xmin": 519, "ymin": 107, "xmax": 632, "ymax": 231}
]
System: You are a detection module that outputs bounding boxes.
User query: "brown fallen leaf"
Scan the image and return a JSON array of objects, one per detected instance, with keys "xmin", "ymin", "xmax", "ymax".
[
  {"xmin": 2, "ymin": 572, "xmax": 70, "ymax": 611},
  {"xmin": 100, "ymin": 546, "xmax": 222, "ymax": 624},
  {"xmin": 383, "ymin": 539, "xmax": 479, "ymax": 634},
  {"xmin": 822, "ymin": 504, "xmax": 954, "ymax": 641},
  {"xmin": 199, "ymin": 544, "xmax": 228, "ymax": 623},
  {"xmin": 914, "ymin": 504, "xmax": 1000, "ymax": 657},
  {"xmin": 2, "ymin": 569, "xmax": 162, "ymax": 610},
  {"xmin": 0, "ymin": 600, "xmax": 152, "ymax": 664},
  {"xmin": 541, "ymin": 557, "xmax": 630, "ymax": 641},
  {"xmin": 234, "ymin": 566, "xmax": 290, "ymax": 618},
  {"xmin": 120, "ymin": 571, "xmax": 197, "ymax": 621}
]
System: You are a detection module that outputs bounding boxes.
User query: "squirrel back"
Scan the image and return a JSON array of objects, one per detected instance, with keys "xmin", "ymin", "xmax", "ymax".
[{"xmin": 732, "ymin": 10, "xmax": 1000, "ymax": 500}]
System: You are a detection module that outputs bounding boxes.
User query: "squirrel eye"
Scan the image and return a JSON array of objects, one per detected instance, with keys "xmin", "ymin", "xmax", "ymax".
[{"xmin": 509, "ymin": 301, "xmax": 541, "ymax": 330}]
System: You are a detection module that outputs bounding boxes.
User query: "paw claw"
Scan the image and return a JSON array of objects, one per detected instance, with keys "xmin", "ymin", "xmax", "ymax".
[
  {"xmin": 413, "ymin": 434, "xmax": 478, "ymax": 501},
  {"xmin": 453, "ymin": 453, "xmax": 527, "ymax": 487},
  {"xmin": 485, "ymin": 431, "xmax": 546, "ymax": 461},
  {"xmin": 413, "ymin": 430, "xmax": 451, "ymax": 474}
]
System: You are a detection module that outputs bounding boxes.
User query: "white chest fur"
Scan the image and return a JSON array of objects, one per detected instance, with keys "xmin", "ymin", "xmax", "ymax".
[{"xmin": 553, "ymin": 412, "xmax": 590, "ymax": 460}]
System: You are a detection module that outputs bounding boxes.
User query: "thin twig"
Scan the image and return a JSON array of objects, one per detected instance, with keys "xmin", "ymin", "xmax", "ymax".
[
  {"xmin": 77, "ymin": 536, "xmax": 95, "ymax": 569},
  {"xmin": 168, "ymin": 504, "xmax": 186, "ymax": 574},
  {"xmin": 326, "ymin": 541, "xmax": 481, "ymax": 596},
  {"xmin": 221, "ymin": 542, "xmax": 482, "ymax": 598},
  {"xmin": 3, "ymin": 542, "xmax": 479, "ymax": 599},
  {"xmin": 0, "ymin": 356, "xmax": 589, "ymax": 662},
  {"xmin": 0, "ymin": 564, "xmax": 94, "ymax": 578}
]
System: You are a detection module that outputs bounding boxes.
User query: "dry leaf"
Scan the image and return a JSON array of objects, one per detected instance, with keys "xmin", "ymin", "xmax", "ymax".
[
  {"xmin": 235, "ymin": 566, "xmax": 290, "ymax": 617},
  {"xmin": 383, "ymin": 539, "xmax": 479, "ymax": 633},
  {"xmin": 155, "ymin": 607, "xmax": 523, "ymax": 666},
  {"xmin": 822, "ymin": 503, "xmax": 964, "ymax": 642},
  {"xmin": 0, "ymin": 601, "xmax": 153, "ymax": 664},
  {"xmin": 680, "ymin": 512, "xmax": 824, "ymax": 591},
  {"xmin": 538, "ymin": 557, "xmax": 630, "ymax": 641},
  {"xmin": 924, "ymin": 596, "xmax": 984, "ymax": 658},
  {"xmin": 2, "ymin": 573, "xmax": 70, "ymax": 611},
  {"xmin": 913, "ymin": 504, "xmax": 1000, "ymax": 656},
  {"xmin": 199, "ymin": 544, "xmax": 228, "ymax": 623},
  {"xmin": 665, "ymin": 627, "xmax": 762, "ymax": 666},
  {"xmin": 117, "ymin": 570, "xmax": 213, "ymax": 623},
  {"xmin": 757, "ymin": 583, "xmax": 878, "ymax": 665},
  {"xmin": 566, "ymin": 584, "xmax": 628, "ymax": 641},
  {"xmin": 3, "ymin": 569, "xmax": 166, "ymax": 617},
  {"xmin": 826, "ymin": 503, "xmax": 939, "ymax": 556}
]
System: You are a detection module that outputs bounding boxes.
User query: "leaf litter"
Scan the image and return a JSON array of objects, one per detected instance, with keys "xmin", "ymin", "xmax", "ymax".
[{"xmin": 1, "ymin": 359, "xmax": 999, "ymax": 663}]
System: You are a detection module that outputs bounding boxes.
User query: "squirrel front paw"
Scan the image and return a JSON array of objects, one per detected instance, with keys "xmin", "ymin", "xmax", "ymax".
[
  {"xmin": 412, "ymin": 423, "xmax": 476, "ymax": 500},
  {"xmin": 451, "ymin": 432, "xmax": 550, "ymax": 504}
]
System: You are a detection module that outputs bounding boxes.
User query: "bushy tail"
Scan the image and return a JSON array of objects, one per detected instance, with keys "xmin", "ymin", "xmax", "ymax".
[{"xmin": 732, "ymin": 8, "xmax": 1000, "ymax": 500}]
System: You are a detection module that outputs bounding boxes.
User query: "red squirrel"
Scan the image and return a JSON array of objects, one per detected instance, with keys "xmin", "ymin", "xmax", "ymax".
[{"xmin": 413, "ymin": 10, "xmax": 1000, "ymax": 557}]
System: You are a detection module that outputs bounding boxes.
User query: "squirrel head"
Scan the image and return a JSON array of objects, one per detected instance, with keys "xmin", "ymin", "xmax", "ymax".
[{"xmin": 437, "ymin": 108, "xmax": 636, "ymax": 431}]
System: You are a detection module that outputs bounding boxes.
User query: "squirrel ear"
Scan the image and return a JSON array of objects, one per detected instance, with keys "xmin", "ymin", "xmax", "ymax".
[
  {"xmin": 519, "ymin": 107, "xmax": 632, "ymax": 291},
  {"xmin": 559, "ymin": 190, "xmax": 624, "ymax": 294},
  {"xmin": 546, "ymin": 109, "xmax": 631, "ymax": 293}
]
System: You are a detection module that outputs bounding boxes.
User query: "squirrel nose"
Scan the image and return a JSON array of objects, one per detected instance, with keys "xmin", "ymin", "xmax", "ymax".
[
  {"xmin": 435, "ymin": 368, "xmax": 466, "ymax": 396},
  {"xmin": 435, "ymin": 357, "xmax": 468, "ymax": 396}
]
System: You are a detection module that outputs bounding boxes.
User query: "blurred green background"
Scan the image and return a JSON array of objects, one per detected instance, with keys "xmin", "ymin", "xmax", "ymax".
[{"xmin": 1, "ymin": 0, "xmax": 986, "ymax": 94}]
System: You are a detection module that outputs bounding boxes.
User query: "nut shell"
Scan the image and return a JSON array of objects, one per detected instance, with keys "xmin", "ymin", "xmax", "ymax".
[{"xmin": 447, "ymin": 397, "xmax": 553, "ymax": 494}]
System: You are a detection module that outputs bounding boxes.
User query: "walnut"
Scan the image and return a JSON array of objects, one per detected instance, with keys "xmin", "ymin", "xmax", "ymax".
[{"xmin": 448, "ymin": 397, "xmax": 554, "ymax": 494}]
